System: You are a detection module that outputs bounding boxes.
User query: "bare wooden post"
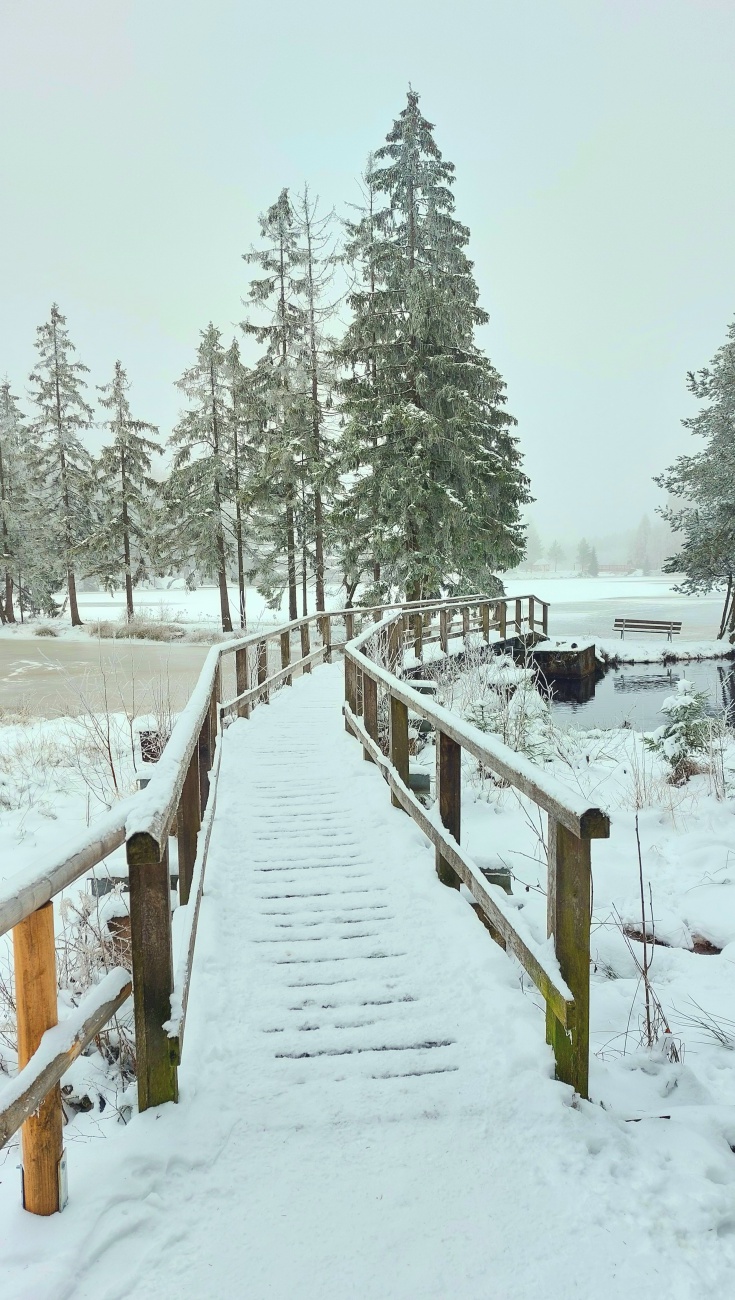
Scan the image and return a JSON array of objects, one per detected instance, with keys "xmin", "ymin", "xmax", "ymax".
[
  {"xmin": 542, "ymin": 602, "xmax": 549, "ymax": 636},
  {"xmin": 344, "ymin": 655, "xmax": 357, "ymax": 732},
  {"xmin": 235, "ymin": 646, "xmax": 250, "ymax": 720},
  {"xmin": 209, "ymin": 668, "xmax": 219, "ymax": 746},
  {"xmin": 440, "ymin": 608, "xmax": 449, "ymax": 654},
  {"xmin": 413, "ymin": 613, "xmax": 423, "ymax": 661},
  {"xmin": 127, "ymin": 836, "xmax": 178, "ymax": 1111},
  {"xmin": 177, "ymin": 747, "xmax": 201, "ymax": 906},
  {"xmin": 389, "ymin": 695, "xmax": 409, "ymax": 808},
  {"xmin": 497, "ymin": 600, "xmax": 507, "ymax": 641},
  {"xmin": 319, "ymin": 614, "xmax": 332, "ymax": 663},
  {"xmin": 257, "ymin": 639, "xmax": 269, "ymax": 702},
  {"xmin": 529, "ymin": 596, "xmax": 535, "ymax": 636},
  {"xmin": 13, "ymin": 902, "xmax": 63, "ymax": 1215},
  {"xmin": 300, "ymin": 621, "xmax": 312, "ymax": 675},
  {"xmin": 481, "ymin": 602, "xmax": 490, "ymax": 643},
  {"xmin": 388, "ymin": 618, "xmax": 402, "ymax": 673},
  {"xmin": 436, "ymin": 731, "xmax": 461, "ymax": 889},
  {"xmin": 363, "ymin": 673, "xmax": 378, "ymax": 762},
  {"xmin": 197, "ymin": 711, "xmax": 211, "ymax": 816},
  {"xmin": 345, "ymin": 611, "xmax": 355, "ymax": 642},
  {"xmin": 355, "ymin": 666, "xmax": 364, "ymax": 717},
  {"xmin": 515, "ymin": 598, "xmax": 522, "ymax": 635},
  {"xmin": 280, "ymin": 630, "xmax": 292, "ymax": 686},
  {"xmin": 546, "ymin": 817, "xmax": 591, "ymax": 1099},
  {"xmin": 462, "ymin": 606, "xmax": 470, "ymax": 640}
]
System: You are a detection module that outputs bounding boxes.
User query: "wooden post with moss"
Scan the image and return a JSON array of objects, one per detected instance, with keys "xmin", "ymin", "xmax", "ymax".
[
  {"xmin": 436, "ymin": 731, "xmax": 461, "ymax": 889},
  {"xmin": 546, "ymin": 816, "xmax": 591, "ymax": 1099},
  {"xmin": 127, "ymin": 835, "xmax": 178, "ymax": 1110},
  {"xmin": 13, "ymin": 901, "xmax": 64, "ymax": 1214}
]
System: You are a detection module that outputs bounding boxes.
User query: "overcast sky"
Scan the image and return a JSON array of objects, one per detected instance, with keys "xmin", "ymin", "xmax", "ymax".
[{"xmin": 1, "ymin": 0, "xmax": 733, "ymax": 543}]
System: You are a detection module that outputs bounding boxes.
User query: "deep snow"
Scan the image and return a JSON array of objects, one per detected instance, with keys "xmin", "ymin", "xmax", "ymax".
[{"xmin": 2, "ymin": 666, "xmax": 735, "ymax": 1297}]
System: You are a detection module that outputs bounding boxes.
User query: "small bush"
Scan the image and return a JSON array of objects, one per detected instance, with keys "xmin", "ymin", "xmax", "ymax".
[
  {"xmin": 644, "ymin": 678, "xmax": 711, "ymax": 783},
  {"xmin": 87, "ymin": 615, "xmax": 224, "ymax": 644},
  {"xmin": 34, "ymin": 624, "xmax": 58, "ymax": 638}
]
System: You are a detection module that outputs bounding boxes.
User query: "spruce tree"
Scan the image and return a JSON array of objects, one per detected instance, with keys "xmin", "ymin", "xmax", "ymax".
[
  {"xmin": 86, "ymin": 361, "xmax": 161, "ymax": 620},
  {"xmin": 223, "ymin": 340, "xmax": 260, "ymax": 630},
  {"xmin": 28, "ymin": 304, "xmax": 94, "ymax": 625},
  {"xmin": 338, "ymin": 91, "xmax": 529, "ymax": 600},
  {"xmin": 0, "ymin": 382, "xmax": 25, "ymax": 621},
  {"xmin": 242, "ymin": 189, "xmax": 308, "ymax": 620},
  {"xmin": 167, "ymin": 325, "xmax": 234, "ymax": 632},
  {"xmin": 656, "ymin": 316, "xmax": 735, "ymax": 638}
]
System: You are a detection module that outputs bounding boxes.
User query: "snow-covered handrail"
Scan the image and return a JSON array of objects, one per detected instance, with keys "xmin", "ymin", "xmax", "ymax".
[{"xmin": 343, "ymin": 599, "xmax": 608, "ymax": 1100}]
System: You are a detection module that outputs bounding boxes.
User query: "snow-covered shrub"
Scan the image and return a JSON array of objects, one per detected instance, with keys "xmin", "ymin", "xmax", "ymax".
[
  {"xmin": 644, "ymin": 678, "xmax": 711, "ymax": 782},
  {"xmin": 435, "ymin": 648, "xmax": 555, "ymax": 762}
]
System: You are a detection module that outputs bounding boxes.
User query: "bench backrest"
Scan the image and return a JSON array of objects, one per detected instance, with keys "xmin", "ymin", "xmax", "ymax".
[{"xmin": 613, "ymin": 617, "xmax": 682, "ymax": 633}]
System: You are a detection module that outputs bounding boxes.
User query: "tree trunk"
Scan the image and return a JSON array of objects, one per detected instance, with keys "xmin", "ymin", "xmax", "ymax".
[
  {"xmin": 209, "ymin": 359, "xmax": 232, "ymax": 634},
  {"xmin": 4, "ymin": 573, "xmax": 14, "ymax": 622},
  {"xmin": 68, "ymin": 566, "xmax": 82, "ymax": 626},
  {"xmin": 216, "ymin": 546, "xmax": 232, "ymax": 633},
  {"xmin": 286, "ymin": 499, "xmax": 298, "ymax": 621},
  {"xmin": 121, "ymin": 456, "xmax": 134, "ymax": 621},
  {"xmin": 719, "ymin": 575, "xmax": 733, "ymax": 640}
]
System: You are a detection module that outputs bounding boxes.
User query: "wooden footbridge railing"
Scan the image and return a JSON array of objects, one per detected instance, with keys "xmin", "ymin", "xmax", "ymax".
[{"xmin": 0, "ymin": 588, "xmax": 607, "ymax": 1220}]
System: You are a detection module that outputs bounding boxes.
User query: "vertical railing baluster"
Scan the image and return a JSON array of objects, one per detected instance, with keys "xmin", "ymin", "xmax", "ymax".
[
  {"xmin": 281, "ymin": 630, "xmax": 292, "ymax": 686},
  {"xmin": 300, "ymin": 620, "xmax": 311, "ymax": 674},
  {"xmin": 363, "ymin": 674, "xmax": 378, "ymax": 762},
  {"xmin": 177, "ymin": 747, "xmax": 200, "ymax": 906},
  {"xmin": 389, "ymin": 694, "xmax": 409, "ymax": 808},
  {"xmin": 127, "ymin": 835, "xmax": 178, "ymax": 1111},
  {"xmin": 235, "ymin": 646, "xmax": 249, "ymax": 719},
  {"xmin": 436, "ymin": 730, "xmax": 461, "ymax": 889},
  {"xmin": 546, "ymin": 816, "xmax": 591, "ymax": 1099}
]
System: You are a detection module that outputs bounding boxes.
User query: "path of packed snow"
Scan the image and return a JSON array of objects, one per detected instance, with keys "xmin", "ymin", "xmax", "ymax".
[{"xmin": 2, "ymin": 665, "xmax": 735, "ymax": 1298}]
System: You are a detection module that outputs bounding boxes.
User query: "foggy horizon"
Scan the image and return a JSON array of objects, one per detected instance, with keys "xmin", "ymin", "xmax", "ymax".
[{"xmin": 2, "ymin": 0, "xmax": 734, "ymax": 543}]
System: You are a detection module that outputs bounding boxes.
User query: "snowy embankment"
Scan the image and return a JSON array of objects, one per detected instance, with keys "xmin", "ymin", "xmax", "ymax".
[{"xmin": 1, "ymin": 666, "xmax": 734, "ymax": 1298}]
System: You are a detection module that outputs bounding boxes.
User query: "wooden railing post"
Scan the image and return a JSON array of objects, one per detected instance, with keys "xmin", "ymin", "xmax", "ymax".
[
  {"xmin": 363, "ymin": 673, "xmax": 378, "ymax": 762},
  {"xmin": 177, "ymin": 747, "xmax": 201, "ymax": 906},
  {"xmin": 300, "ymin": 621, "xmax": 311, "ymax": 675},
  {"xmin": 481, "ymin": 602, "xmax": 490, "ymax": 643},
  {"xmin": 235, "ymin": 646, "xmax": 250, "ymax": 719},
  {"xmin": 13, "ymin": 901, "xmax": 64, "ymax": 1215},
  {"xmin": 542, "ymin": 602, "xmax": 549, "ymax": 636},
  {"xmin": 497, "ymin": 600, "xmax": 507, "ymax": 641},
  {"xmin": 280, "ymin": 630, "xmax": 292, "ymax": 686},
  {"xmin": 515, "ymin": 598, "xmax": 522, "ymax": 635},
  {"xmin": 319, "ymin": 614, "xmax": 332, "ymax": 663},
  {"xmin": 209, "ymin": 667, "xmax": 219, "ymax": 744},
  {"xmin": 436, "ymin": 730, "xmax": 461, "ymax": 889},
  {"xmin": 440, "ymin": 608, "xmax": 449, "ymax": 654},
  {"xmin": 462, "ymin": 605, "xmax": 470, "ymax": 640},
  {"xmin": 197, "ymin": 711, "xmax": 211, "ymax": 816},
  {"xmin": 529, "ymin": 596, "xmax": 535, "ymax": 637},
  {"xmin": 127, "ymin": 835, "xmax": 178, "ymax": 1110},
  {"xmin": 257, "ymin": 639, "xmax": 269, "ymax": 702},
  {"xmin": 413, "ymin": 613, "xmax": 423, "ymax": 661},
  {"xmin": 344, "ymin": 655, "xmax": 357, "ymax": 732},
  {"xmin": 546, "ymin": 817, "xmax": 591, "ymax": 1099},
  {"xmin": 387, "ymin": 618, "xmax": 402, "ymax": 672},
  {"xmin": 389, "ymin": 695, "xmax": 409, "ymax": 808},
  {"xmin": 345, "ymin": 611, "xmax": 355, "ymax": 642}
]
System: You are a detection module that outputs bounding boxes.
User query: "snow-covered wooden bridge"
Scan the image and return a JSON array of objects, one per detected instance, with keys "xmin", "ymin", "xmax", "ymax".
[{"xmin": 1, "ymin": 595, "xmax": 632, "ymax": 1297}]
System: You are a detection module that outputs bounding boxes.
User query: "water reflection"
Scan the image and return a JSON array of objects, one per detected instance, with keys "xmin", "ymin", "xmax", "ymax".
[{"xmin": 545, "ymin": 658, "xmax": 735, "ymax": 732}]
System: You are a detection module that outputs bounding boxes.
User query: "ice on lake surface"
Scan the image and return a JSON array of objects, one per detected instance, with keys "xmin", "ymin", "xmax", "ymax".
[{"xmin": 547, "ymin": 658, "xmax": 735, "ymax": 731}]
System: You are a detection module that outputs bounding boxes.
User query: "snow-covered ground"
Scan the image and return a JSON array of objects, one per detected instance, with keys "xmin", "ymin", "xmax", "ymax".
[{"xmin": 3, "ymin": 666, "xmax": 735, "ymax": 1298}]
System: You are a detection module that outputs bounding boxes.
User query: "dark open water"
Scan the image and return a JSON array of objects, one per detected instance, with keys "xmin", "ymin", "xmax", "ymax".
[{"xmin": 545, "ymin": 658, "xmax": 735, "ymax": 732}]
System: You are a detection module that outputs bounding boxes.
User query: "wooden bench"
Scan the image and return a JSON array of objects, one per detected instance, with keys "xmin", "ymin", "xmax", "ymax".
[{"xmin": 613, "ymin": 617, "xmax": 682, "ymax": 641}]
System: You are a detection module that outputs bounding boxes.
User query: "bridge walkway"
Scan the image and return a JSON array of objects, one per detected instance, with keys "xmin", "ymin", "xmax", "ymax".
[{"xmin": 40, "ymin": 664, "xmax": 675, "ymax": 1300}]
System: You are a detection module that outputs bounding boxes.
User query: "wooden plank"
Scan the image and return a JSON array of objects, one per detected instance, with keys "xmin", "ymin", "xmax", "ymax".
[
  {"xmin": 481, "ymin": 602, "xmax": 490, "ymax": 642},
  {"xmin": 462, "ymin": 606, "xmax": 470, "ymax": 639},
  {"xmin": 13, "ymin": 901, "xmax": 63, "ymax": 1214},
  {"xmin": 177, "ymin": 746, "xmax": 200, "ymax": 906},
  {"xmin": 0, "ymin": 969, "xmax": 132, "ymax": 1152},
  {"xmin": 413, "ymin": 613, "xmax": 423, "ymax": 660},
  {"xmin": 529, "ymin": 596, "xmax": 535, "ymax": 633},
  {"xmin": 127, "ymin": 837, "xmax": 178, "ymax": 1111},
  {"xmin": 546, "ymin": 816, "xmax": 591, "ymax": 1098},
  {"xmin": 515, "ymin": 598, "xmax": 522, "ymax": 634},
  {"xmin": 437, "ymin": 730, "xmax": 461, "ymax": 889},
  {"xmin": 346, "ymin": 647, "xmax": 610, "ymax": 840},
  {"xmin": 363, "ymin": 674, "xmax": 378, "ymax": 763},
  {"xmin": 197, "ymin": 711, "xmax": 211, "ymax": 817},
  {"xmin": 389, "ymin": 696, "xmax": 409, "ymax": 809},
  {"xmin": 440, "ymin": 608, "xmax": 449, "ymax": 653},
  {"xmin": 498, "ymin": 600, "xmax": 507, "ymax": 640},
  {"xmin": 345, "ymin": 611, "xmax": 355, "ymax": 642},
  {"xmin": 235, "ymin": 646, "xmax": 250, "ymax": 719},
  {"xmin": 343, "ymin": 705, "xmax": 573, "ymax": 1026}
]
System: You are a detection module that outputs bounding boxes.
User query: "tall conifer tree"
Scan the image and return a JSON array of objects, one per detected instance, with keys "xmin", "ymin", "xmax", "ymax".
[
  {"xmin": 28, "ymin": 304, "xmax": 93, "ymax": 625},
  {"xmin": 339, "ymin": 91, "xmax": 529, "ymax": 599},
  {"xmin": 167, "ymin": 325, "xmax": 233, "ymax": 632},
  {"xmin": 86, "ymin": 361, "xmax": 161, "ymax": 619}
]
